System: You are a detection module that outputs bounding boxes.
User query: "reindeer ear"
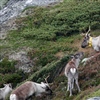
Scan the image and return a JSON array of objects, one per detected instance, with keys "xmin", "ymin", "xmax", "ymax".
[
  {"xmin": 70, "ymin": 54, "xmax": 74, "ymax": 58},
  {"xmin": 41, "ymin": 82, "xmax": 46, "ymax": 88},
  {"xmin": 80, "ymin": 33, "xmax": 85, "ymax": 37},
  {"xmin": 41, "ymin": 82, "xmax": 44, "ymax": 84},
  {"xmin": 41, "ymin": 82, "xmax": 45, "ymax": 85},
  {"xmin": 9, "ymin": 83, "xmax": 12, "ymax": 88}
]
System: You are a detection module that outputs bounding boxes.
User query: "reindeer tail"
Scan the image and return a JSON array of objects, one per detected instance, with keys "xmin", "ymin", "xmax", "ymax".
[
  {"xmin": 70, "ymin": 68, "xmax": 76, "ymax": 75},
  {"xmin": 10, "ymin": 94, "xmax": 17, "ymax": 100}
]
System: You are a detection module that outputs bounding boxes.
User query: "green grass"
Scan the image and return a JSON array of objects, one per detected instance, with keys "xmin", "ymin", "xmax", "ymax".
[
  {"xmin": 84, "ymin": 89, "xmax": 100, "ymax": 100},
  {"xmin": 74, "ymin": 86, "xmax": 100, "ymax": 100}
]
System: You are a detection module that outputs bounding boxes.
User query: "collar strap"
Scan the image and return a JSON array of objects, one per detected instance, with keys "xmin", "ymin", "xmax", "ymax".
[{"xmin": 88, "ymin": 37, "xmax": 92, "ymax": 47}]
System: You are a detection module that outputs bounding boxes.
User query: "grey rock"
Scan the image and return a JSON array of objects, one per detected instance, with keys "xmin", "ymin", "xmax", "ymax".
[
  {"xmin": 9, "ymin": 51, "xmax": 33, "ymax": 73},
  {"xmin": 87, "ymin": 97, "xmax": 100, "ymax": 100}
]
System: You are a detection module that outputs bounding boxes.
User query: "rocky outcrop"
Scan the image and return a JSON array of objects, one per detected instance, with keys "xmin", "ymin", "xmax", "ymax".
[
  {"xmin": 9, "ymin": 51, "xmax": 34, "ymax": 73},
  {"xmin": 0, "ymin": 18, "xmax": 17, "ymax": 39}
]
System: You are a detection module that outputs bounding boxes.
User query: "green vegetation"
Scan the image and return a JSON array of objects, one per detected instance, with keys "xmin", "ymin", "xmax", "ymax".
[
  {"xmin": 0, "ymin": 0, "xmax": 100, "ymax": 100},
  {"xmin": 74, "ymin": 86, "xmax": 100, "ymax": 100},
  {"xmin": 28, "ymin": 55, "xmax": 69, "ymax": 82},
  {"xmin": 1, "ymin": 0, "xmax": 100, "ymax": 66},
  {"xmin": 0, "ymin": 59, "xmax": 28, "ymax": 87},
  {"xmin": 85, "ymin": 89, "xmax": 100, "ymax": 99}
]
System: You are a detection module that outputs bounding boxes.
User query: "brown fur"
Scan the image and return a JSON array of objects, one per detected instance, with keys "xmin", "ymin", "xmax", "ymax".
[
  {"xmin": 11, "ymin": 81, "xmax": 35, "ymax": 99},
  {"xmin": 65, "ymin": 59, "xmax": 76, "ymax": 75}
]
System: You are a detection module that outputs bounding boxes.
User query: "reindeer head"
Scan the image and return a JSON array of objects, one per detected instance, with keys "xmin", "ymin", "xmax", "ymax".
[
  {"xmin": 3, "ymin": 83, "xmax": 12, "ymax": 91},
  {"xmin": 40, "ymin": 82, "xmax": 52, "ymax": 95},
  {"xmin": 39, "ymin": 75, "xmax": 52, "ymax": 95},
  {"xmin": 81, "ymin": 26, "xmax": 91, "ymax": 48},
  {"xmin": 4, "ymin": 83, "xmax": 12, "ymax": 88},
  {"xmin": 71, "ymin": 52, "xmax": 84, "ymax": 60}
]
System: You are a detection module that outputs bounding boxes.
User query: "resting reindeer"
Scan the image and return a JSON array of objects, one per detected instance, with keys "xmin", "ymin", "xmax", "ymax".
[
  {"xmin": 81, "ymin": 26, "xmax": 100, "ymax": 52},
  {"xmin": 0, "ymin": 83, "xmax": 12, "ymax": 100},
  {"xmin": 65, "ymin": 52, "xmax": 84, "ymax": 96},
  {"xmin": 10, "ymin": 80, "xmax": 52, "ymax": 100},
  {"xmin": 81, "ymin": 26, "xmax": 100, "ymax": 65}
]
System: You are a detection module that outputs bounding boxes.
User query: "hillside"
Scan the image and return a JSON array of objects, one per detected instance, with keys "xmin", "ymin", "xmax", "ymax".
[{"xmin": 0, "ymin": 0, "xmax": 100, "ymax": 100}]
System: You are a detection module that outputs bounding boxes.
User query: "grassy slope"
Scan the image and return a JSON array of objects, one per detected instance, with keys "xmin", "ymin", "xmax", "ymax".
[
  {"xmin": 0, "ymin": 0, "xmax": 100, "ymax": 100},
  {"xmin": 0, "ymin": 0, "xmax": 100, "ymax": 65}
]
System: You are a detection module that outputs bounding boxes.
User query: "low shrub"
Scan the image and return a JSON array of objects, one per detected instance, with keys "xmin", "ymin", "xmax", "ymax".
[{"xmin": 0, "ymin": 59, "xmax": 28, "ymax": 87}]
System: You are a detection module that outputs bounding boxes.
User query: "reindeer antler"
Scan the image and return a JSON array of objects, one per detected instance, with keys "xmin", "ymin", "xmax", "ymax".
[
  {"xmin": 86, "ymin": 26, "xmax": 91, "ymax": 34},
  {"xmin": 81, "ymin": 26, "xmax": 91, "ymax": 36},
  {"xmin": 44, "ymin": 74, "xmax": 50, "ymax": 84}
]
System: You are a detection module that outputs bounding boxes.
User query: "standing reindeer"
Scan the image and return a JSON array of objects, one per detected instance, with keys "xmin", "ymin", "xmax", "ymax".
[
  {"xmin": 81, "ymin": 26, "xmax": 100, "ymax": 64},
  {"xmin": 64, "ymin": 52, "xmax": 84, "ymax": 96}
]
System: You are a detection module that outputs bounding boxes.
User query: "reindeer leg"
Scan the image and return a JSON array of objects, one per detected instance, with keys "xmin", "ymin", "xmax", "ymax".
[
  {"xmin": 75, "ymin": 78, "xmax": 80, "ymax": 92},
  {"xmin": 67, "ymin": 81, "xmax": 70, "ymax": 91},
  {"xmin": 69, "ymin": 81, "xmax": 72, "ymax": 96},
  {"xmin": 67, "ymin": 78, "xmax": 70, "ymax": 91},
  {"xmin": 71, "ymin": 78, "xmax": 74, "ymax": 90},
  {"xmin": 68, "ymin": 78, "xmax": 72, "ymax": 96}
]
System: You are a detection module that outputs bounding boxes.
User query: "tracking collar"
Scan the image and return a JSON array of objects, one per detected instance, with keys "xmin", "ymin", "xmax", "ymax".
[{"xmin": 88, "ymin": 37, "xmax": 92, "ymax": 47}]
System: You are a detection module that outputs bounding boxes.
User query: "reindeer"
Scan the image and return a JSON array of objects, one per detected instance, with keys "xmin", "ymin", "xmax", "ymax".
[
  {"xmin": 81, "ymin": 26, "xmax": 100, "ymax": 52},
  {"xmin": 10, "ymin": 78, "xmax": 52, "ymax": 100},
  {"xmin": 0, "ymin": 83, "xmax": 12, "ymax": 100},
  {"xmin": 81, "ymin": 26, "xmax": 100, "ymax": 65},
  {"xmin": 81, "ymin": 52, "xmax": 100, "ymax": 66},
  {"xmin": 64, "ymin": 52, "xmax": 84, "ymax": 96}
]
